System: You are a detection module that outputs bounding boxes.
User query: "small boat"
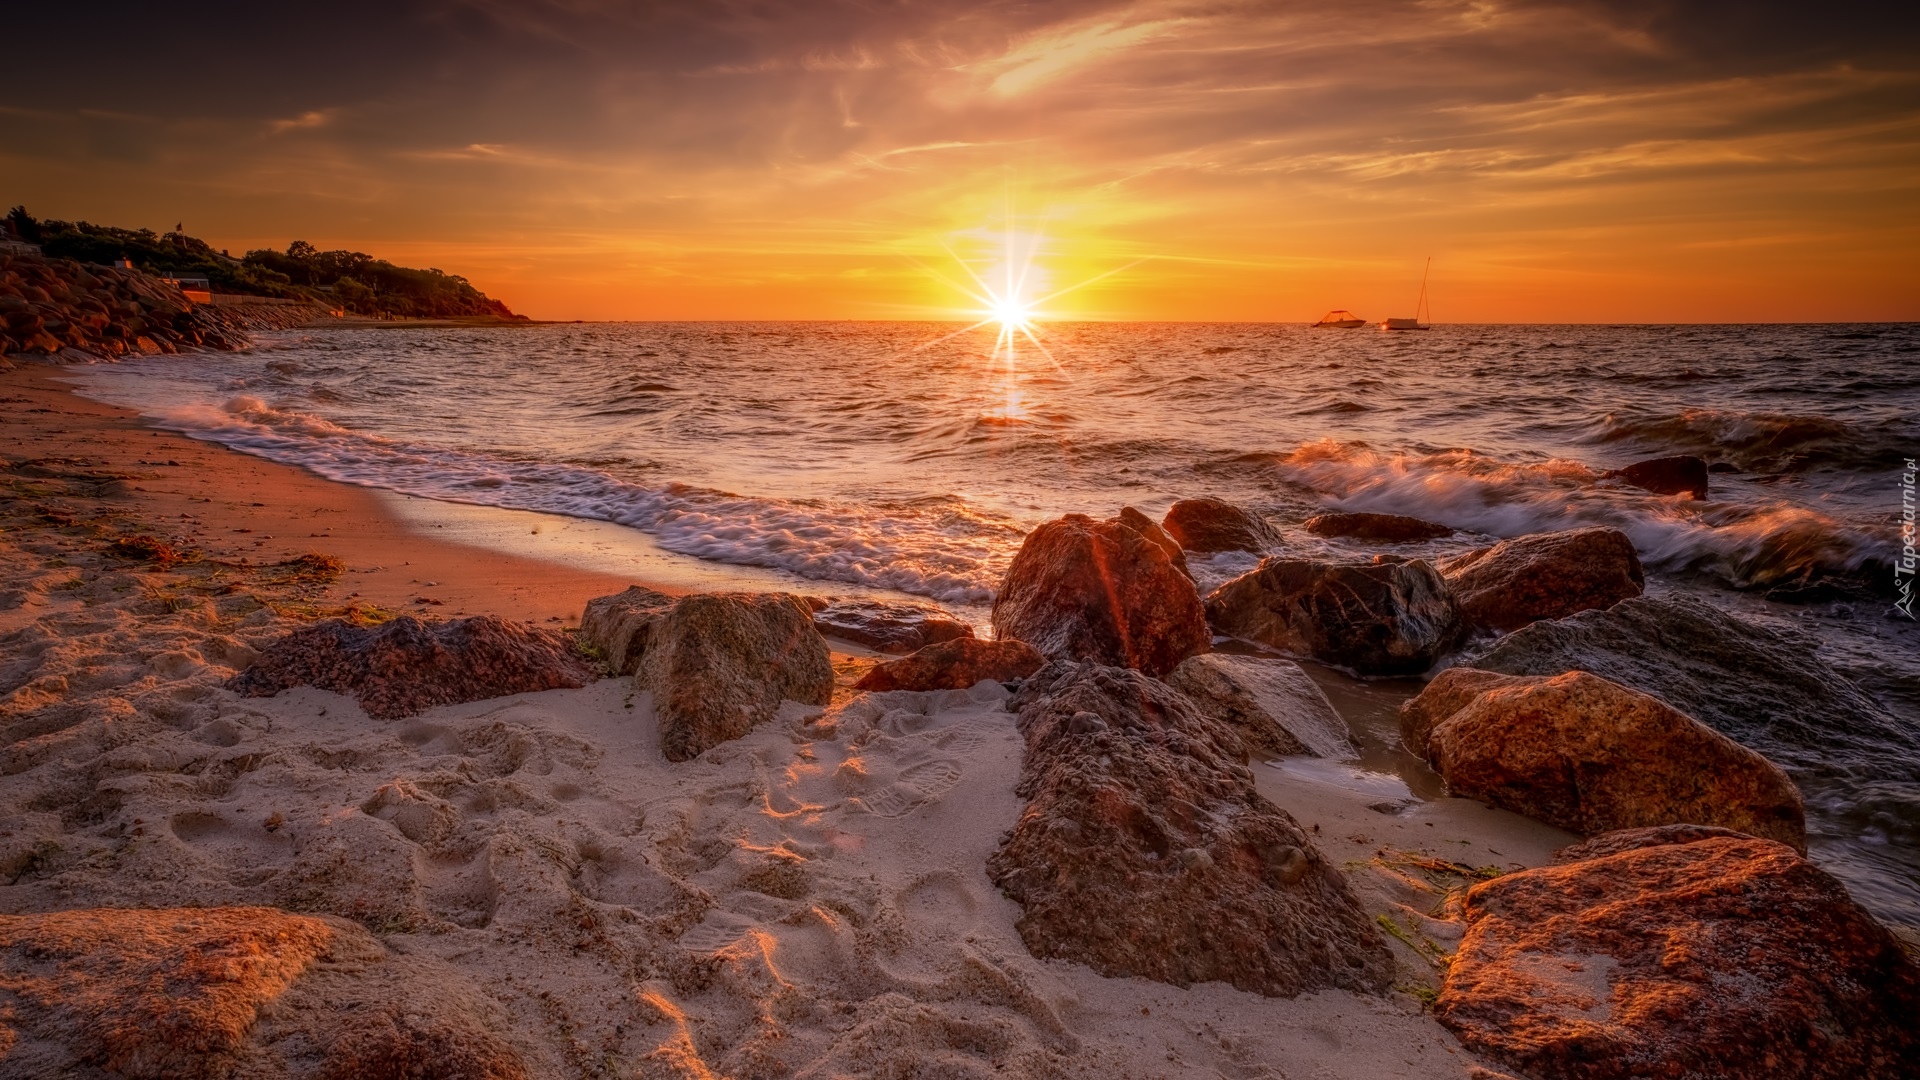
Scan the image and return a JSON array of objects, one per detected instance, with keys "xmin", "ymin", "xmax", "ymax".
[
  {"xmin": 1312, "ymin": 309, "xmax": 1366, "ymax": 328},
  {"xmin": 1380, "ymin": 258, "xmax": 1434, "ymax": 330}
]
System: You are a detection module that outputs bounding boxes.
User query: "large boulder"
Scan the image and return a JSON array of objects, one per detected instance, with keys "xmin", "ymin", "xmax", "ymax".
[
  {"xmin": 852, "ymin": 636, "xmax": 1045, "ymax": 692},
  {"xmin": 1303, "ymin": 511, "xmax": 1452, "ymax": 542},
  {"xmin": 1204, "ymin": 557, "xmax": 1464, "ymax": 676},
  {"xmin": 0, "ymin": 907, "xmax": 526, "ymax": 1080},
  {"xmin": 1466, "ymin": 594, "xmax": 1918, "ymax": 780},
  {"xmin": 1401, "ymin": 668, "xmax": 1806, "ymax": 848},
  {"xmin": 579, "ymin": 585, "xmax": 678, "ymax": 673},
  {"xmin": 1435, "ymin": 830, "xmax": 1920, "ymax": 1080},
  {"xmin": 228, "ymin": 616, "xmax": 596, "ymax": 720},
  {"xmin": 633, "ymin": 592, "xmax": 834, "ymax": 761},
  {"xmin": 1161, "ymin": 497, "xmax": 1283, "ymax": 554},
  {"xmin": 1165, "ymin": 653, "xmax": 1354, "ymax": 759},
  {"xmin": 1438, "ymin": 527, "xmax": 1644, "ymax": 634},
  {"xmin": 988, "ymin": 662, "xmax": 1392, "ymax": 997},
  {"xmin": 1602, "ymin": 454, "xmax": 1710, "ymax": 500},
  {"xmin": 809, "ymin": 597, "xmax": 975, "ymax": 654},
  {"xmin": 990, "ymin": 512, "xmax": 1209, "ymax": 678},
  {"xmin": 1117, "ymin": 506, "xmax": 1194, "ymax": 580}
]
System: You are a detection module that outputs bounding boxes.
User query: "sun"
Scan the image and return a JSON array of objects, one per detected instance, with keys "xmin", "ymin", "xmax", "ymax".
[{"xmin": 989, "ymin": 294, "xmax": 1034, "ymax": 330}]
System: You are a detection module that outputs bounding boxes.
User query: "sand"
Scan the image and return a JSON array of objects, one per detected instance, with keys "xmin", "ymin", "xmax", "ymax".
[{"xmin": 0, "ymin": 358, "xmax": 1576, "ymax": 1078}]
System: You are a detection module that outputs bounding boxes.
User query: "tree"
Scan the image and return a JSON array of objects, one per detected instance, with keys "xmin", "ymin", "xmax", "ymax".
[
  {"xmin": 6, "ymin": 206, "xmax": 41, "ymax": 243},
  {"xmin": 287, "ymin": 240, "xmax": 317, "ymax": 260}
]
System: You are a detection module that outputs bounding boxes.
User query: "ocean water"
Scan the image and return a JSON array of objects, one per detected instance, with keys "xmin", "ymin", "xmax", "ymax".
[{"xmin": 72, "ymin": 320, "xmax": 1920, "ymax": 923}]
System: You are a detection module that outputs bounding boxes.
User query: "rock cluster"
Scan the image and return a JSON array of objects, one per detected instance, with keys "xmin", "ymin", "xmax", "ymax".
[
  {"xmin": 809, "ymin": 597, "xmax": 975, "ymax": 654},
  {"xmin": 990, "ymin": 511, "xmax": 1209, "ymax": 678},
  {"xmin": 987, "ymin": 661, "xmax": 1393, "ymax": 997},
  {"xmin": 0, "ymin": 906, "xmax": 527, "ymax": 1079},
  {"xmin": 229, "ymin": 615, "xmax": 595, "ymax": 720},
  {"xmin": 1438, "ymin": 526, "xmax": 1644, "ymax": 633},
  {"xmin": 1436, "ymin": 829, "xmax": 1920, "ymax": 1080},
  {"xmin": 1160, "ymin": 497, "xmax": 1283, "ymax": 554},
  {"xmin": 581, "ymin": 587, "xmax": 833, "ymax": 760},
  {"xmin": 1204, "ymin": 556, "xmax": 1464, "ymax": 675},
  {"xmin": 852, "ymin": 636, "xmax": 1045, "ymax": 692},
  {"xmin": 1401, "ymin": 668, "xmax": 1807, "ymax": 848},
  {"xmin": 0, "ymin": 252, "xmax": 322, "ymax": 358}
]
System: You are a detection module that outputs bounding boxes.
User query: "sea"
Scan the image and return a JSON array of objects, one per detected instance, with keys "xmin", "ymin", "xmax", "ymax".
[{"xmin": 71, "ymin": 320, "xmax": 1920, "ymax": 925}]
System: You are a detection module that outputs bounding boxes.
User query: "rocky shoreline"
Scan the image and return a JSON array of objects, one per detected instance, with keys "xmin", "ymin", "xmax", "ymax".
[
  {"xmin": 2, "ymin": 452, "xmax": 1915, "ymax": 1077},
  {"xmin": 0, "ymin": 251, "xmax": 327, "ymax": 361}
]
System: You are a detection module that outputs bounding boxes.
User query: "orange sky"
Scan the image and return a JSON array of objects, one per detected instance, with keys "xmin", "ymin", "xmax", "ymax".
[{"xmin": 6, "ymin": 2, "xmax": 1918, "ymax": 322}]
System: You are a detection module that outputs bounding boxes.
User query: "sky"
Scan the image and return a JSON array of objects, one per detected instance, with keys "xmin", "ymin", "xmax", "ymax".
[{"xmin": 5, "ymin": 1, "xmax": 1918, "ymax": 322}]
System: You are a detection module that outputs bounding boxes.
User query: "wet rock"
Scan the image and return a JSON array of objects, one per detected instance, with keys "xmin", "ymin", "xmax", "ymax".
[
  {"xmin": 810, "ymin": 597, "xmax": 975, "ymax": 654},
  {"xmin": 1302, "ymin": 511, "xmax": 1452, "ymax": 542},
  {"xmin": 853, "ymin": 636, "xmax": 1045, "ymax": 692},
  {"xmin": 636, "ymin": 592, "xmax": 834, "ymax": 761},
  {"xmin": 1466, "ymin": 594, "xmax": 1917, "ymax": 779},
  {"xmin": 1401, "ymin": 668, "xmax": 1806, "ymax": 849},
  {"xmin": 229, "ymin": 615, "xmax": 596, "ymax": 720},
  {"xmin": 1204, "ymin": 557, "xmax": 1464, "ymax": 676},
  {"xmin": 1438, "ymin": 527, "xmax": 1643, "ymax": 634},
  {"xmin": 989, "ymin": 662, "xmax": 1392, "ymax": 997},
  {"xmin": 0, "ymin": 907, "xmax": 527, "ymax": 1080},
  {"xmin": 578, "ymin": 585, "xmax": 679, "ymax": 673},
  {"xmin": 991, "ymin": 512, "xmax": 1210, "ymax": 678},
  {"xmin": 1161, "ymin": 497, "xmax": 1283, "ymax": 554},
  {"xmin": 1165, "ymin": 653, "xmax": 1354, "ymax": 759},
  {"xmin": 1436, "ymin": 833, "xmax": 1920, "ymax": 1080},
  {"xmin": 1118, "ymin": 505, "xmax": 1193, "ymax": 580},
  {"xmin": 1603, "ymin": 454, "xmax": 1710, "ymax": 500}
]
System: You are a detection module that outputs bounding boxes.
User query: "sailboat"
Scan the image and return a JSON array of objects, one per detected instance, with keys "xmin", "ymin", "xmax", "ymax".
[
  {"xmin": 1312, "ymin": 309, "xmax": 1366, "ymax": 328},
  {"xmin": 1380, "ymin": 258, "xmax": 1433, "ymax": 330}
]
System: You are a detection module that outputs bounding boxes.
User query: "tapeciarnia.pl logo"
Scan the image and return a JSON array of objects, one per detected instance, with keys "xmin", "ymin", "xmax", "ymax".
[{"xmin": 1898, "ymin": 457, "xmax": 1916, "ymax": 619}]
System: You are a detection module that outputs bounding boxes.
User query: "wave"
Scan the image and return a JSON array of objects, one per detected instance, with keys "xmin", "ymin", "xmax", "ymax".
[
  {"xmin": 154, "ymin": 396, "xmax": 1024, "ymax": 603},
  {"xmin": 1584, "ymin": 408, "xmax": 1914, "ymax": 473},
  {"xmin": 1258, "ymin": 439, "xmax": 1896, "ymax": 592}
]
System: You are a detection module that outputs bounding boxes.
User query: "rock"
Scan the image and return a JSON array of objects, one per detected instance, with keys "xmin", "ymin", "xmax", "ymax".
[
  {"xmin": 1204, "ymin": 557, "xmax": 1464, "ymax": 676},
  {"xmin": 1302, "ymin": 511, "xmax": 1452, "ymax": 542},
  {"xmin": 578, "ymin": 585, "xmax": 679, "ymax": 673},
  {"xmin": 1165, "ymin": 653, "xmax": 1354, "ymax": 758},
  {"xmin": 853, "ymin": 636, "xmax": 1044, "ymax": 692},
  {"xmin": 1466, "ymin": 594, "xmax": 1917, "ymax": 779},
  {"xmin": 990, "ymin": 512, "xmax": 1210, "ymax": 678},
  {"xmin": 1435, "ymin": 833, "xmax": 1920, "ymax": 1080},
  {"xmin": 228, "ymin": 616, "xmax": 596, "ymax": 720},
  {"xmin": 1603, "ymin": 454, "xmax": 1710, "ymax": 500},
  {"xmin": 1551, "ymin": 822, "xmax": 1756, "ymax": 864},
  {"xmin": 1161, "ymin": 497, "xmax": 1283, "ymax": 554},
  {"xmin": 809, "ymin": 597, "xmax": 975, "ymax": 654},
  {"xmin": 1401, "ymin": 668, "xmax": 1807, "ymax": 848},
  {"xmin": 635, "ymin": 592, "xmax": 833, "ymax": 761},
  {"xmin": 988, "ymin": 662, "xmax": 1392, "ymax": 997},
  {"xmin": 1118, "ymin": 505, "xmax": 1193, "ymax": 579},
  {"xmin": 1438, "ymin": 527, "xmax": 1643, "ymax": 633},
  {"xmin": 0, "ymin": 907, "xmax": 527, "ymax": 1080}
]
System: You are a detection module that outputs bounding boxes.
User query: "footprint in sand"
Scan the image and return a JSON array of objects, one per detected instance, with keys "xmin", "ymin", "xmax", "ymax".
[
  {"xmin": 676, "ymin": 911, "xmax": 758, "ymax": 953},
  {"xmin": 855, "ymin": 759, "xmax": 962, "ymax": 818}
]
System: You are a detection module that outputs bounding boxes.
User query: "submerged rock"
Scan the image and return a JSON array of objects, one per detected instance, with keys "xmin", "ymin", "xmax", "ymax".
[
  {"xmin": 1165, "ymin": 653, "xmax": 1355, "ymax": 759},
  {"xmin": 229, "ymin": 615, "xmax": 595, "ymax": 720},
  {"xmin": 636, "ymin": 592, "xmax": 834, "ymax": 762},
  {"xmin": 1161, "ymin": 497, "xmax": 1283, "ymax": 554},
  {"xmin": 1302, "ymin": 511, "xmax": 1452, "ymax": 542},
  {"xmin": 1466, "ymin": 594, "xmax": 1917, "ymax": 778},
  {"xmin": 1436, "ymin": 831, "xmax": 1920, "ymax": 1080},
  {"xmin": 1204, "ymin": 557, "xmax": 1464, "ymax": 676},
  {"xmin": 1438, "ymin": 526, "xmax": 1643, "ymax": 633},
  {"xmin": 852, "ymin": 636, "xmax": 1045, "ymax": 692},
  {"xmin": 1603, "ymin": 454, "xmax": 1710, "ymax": 500},
  {"xmin": 1401, "ymin": 668, "xmax": 1806, "ymax": 848},
  {"xmin": 809, "ymin": 597, "xmax": 975, "ymax": 654},
  {"xmin": 0, "ymin": 906, "xmax": 527, "ymax": 1080},
  {"xmin": 990, "ymin": 512, "xmax": 1209, "ymax": 678},
  {"xmin": 988, "ymin": 662, "xmax": 1392, "ymax": 997}
]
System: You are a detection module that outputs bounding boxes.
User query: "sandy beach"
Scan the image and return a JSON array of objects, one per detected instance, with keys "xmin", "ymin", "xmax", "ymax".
[{"xmin": 0, "ymin": 358, "xmax": 1601, "ymax": 1078}]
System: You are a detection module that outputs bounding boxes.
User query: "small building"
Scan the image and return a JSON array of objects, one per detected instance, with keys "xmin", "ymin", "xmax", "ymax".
[{"xmin": 114, "ymin": 257, "xmax": 135, "ymax": 269}]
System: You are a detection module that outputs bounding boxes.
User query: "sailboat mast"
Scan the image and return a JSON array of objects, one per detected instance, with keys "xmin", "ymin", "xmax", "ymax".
[{"xmin": 1416, "ymin": 256, "xmax": 1431, "ymax": 327}]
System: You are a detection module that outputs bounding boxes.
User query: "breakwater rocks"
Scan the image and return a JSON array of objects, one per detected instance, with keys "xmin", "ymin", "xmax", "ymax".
[{"xmin": 0, "ymin": 251, "xmax": 325, "ymax": 359}]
